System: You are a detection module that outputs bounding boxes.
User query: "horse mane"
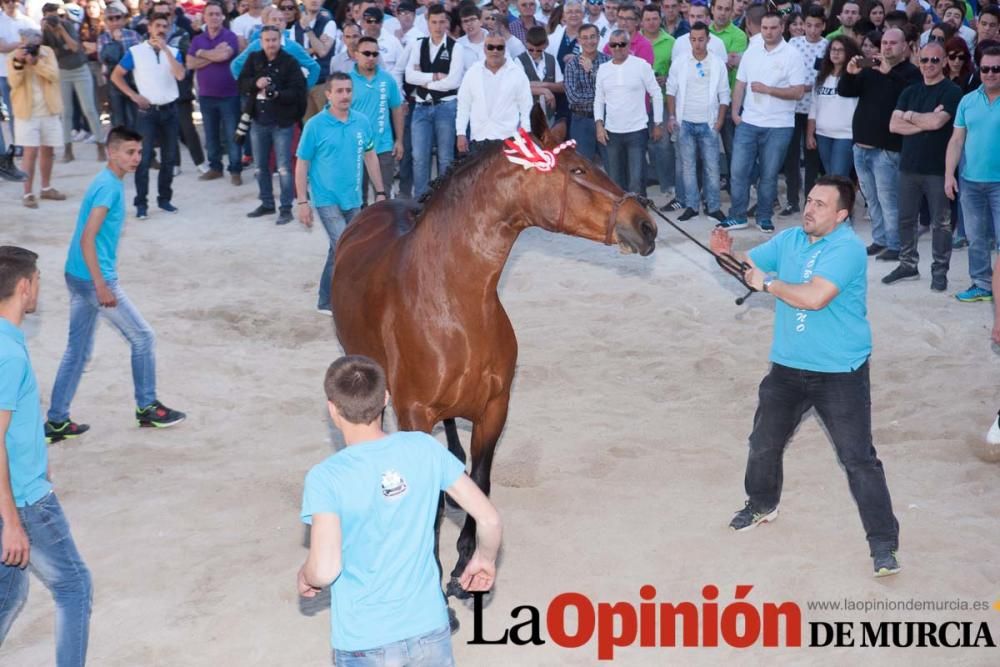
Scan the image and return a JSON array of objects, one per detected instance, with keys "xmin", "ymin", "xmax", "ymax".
[{"xmin": 413, "ymin": 140, "xmax": 507, "ymax": 219}]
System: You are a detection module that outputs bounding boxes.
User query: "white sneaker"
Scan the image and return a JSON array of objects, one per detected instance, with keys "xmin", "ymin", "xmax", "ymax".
[
  {"xmin": 83, "ymin": 134, "xmax": 97, "ymax": 144},
  {"xmin": 988, "ymin": 413, "xmax": 1000, "ymax": 446},
  {"xmin": 316, "ymin": 307, "xmax": 333, "ymax": 316},
  {"xmin": 197, "ymin": 162, "xmax": 210, "ymax": 174}
]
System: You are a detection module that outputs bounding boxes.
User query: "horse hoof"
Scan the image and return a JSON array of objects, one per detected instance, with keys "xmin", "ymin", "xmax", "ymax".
[
  {"xmin": 448, "ymin": 606, "xmax": 460, "ymax": 633},
  {"xmin": 447, "ymin": 577, "xmax": 471, "ymax": 600}
]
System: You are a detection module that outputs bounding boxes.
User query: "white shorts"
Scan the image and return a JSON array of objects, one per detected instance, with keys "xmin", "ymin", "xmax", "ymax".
[{"xmin": 14, "ymin": 114, "xmax": 62, "ymax": 148}]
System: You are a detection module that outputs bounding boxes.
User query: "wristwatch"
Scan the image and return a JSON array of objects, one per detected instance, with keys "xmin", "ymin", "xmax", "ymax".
[{"xmin": 762, "ymin": 275, "xmax": 775, "ymax": 292}]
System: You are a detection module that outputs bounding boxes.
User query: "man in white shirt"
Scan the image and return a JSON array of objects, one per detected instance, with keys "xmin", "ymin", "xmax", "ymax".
[
  {"xmin": 457, "ymin": 4, "xmax": 488, "ymax": 70},
  {"xmin": 394, "ymin": 2, "xmax": 424, "ymax": 48},
  {"xmin": 670, "ymin": 1, "xmax": 727, "ymax": 62},
  {"xmin": 231, "ymin": 0, "xmax": 265, "ymax": 50},
  {"xmin": 456, "ymin": 32, "xmax": 531, "ymax": 151},
  {"xmin": 666, "ymin": 22, "xmax": 730, "ymax": 222},
  {"xmin": 0, "ymin": 0, "xmax": 36, "ymax": 167},
  {"xmin": 718, "ymin": 11, "xmax": 805, "ymax": 234},
  {"xmin": 595, "ymin": 28, "xmax": 663, "ymax": 195},
  {"xmin": 403, "ymin": 4, "xmax": 465, "ymax": 197},
  {"xmin": 110, "ymin": 12, "xmax": 185, "ymax": 218}
]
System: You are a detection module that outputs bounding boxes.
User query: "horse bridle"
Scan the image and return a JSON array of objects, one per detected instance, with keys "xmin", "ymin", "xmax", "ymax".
[{"xmin": 553, "ymin": 170, "xmax": 644, "ymax": 246}]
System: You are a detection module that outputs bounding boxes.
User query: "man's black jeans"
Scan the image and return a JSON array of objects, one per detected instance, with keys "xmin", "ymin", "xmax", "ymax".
[{"xmin": 744, "ymin": 361, "xmax": 899, "ymax": 555}]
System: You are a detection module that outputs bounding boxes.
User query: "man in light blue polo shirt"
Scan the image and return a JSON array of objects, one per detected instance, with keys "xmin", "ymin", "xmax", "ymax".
[
  {"xmin": 0, "ymin": 246, "xmax": 93, "ymax": 666},
  {"xmin": 48, "ymin": 126, "xmax": 185, "ymax": 441},
  {"xmin": 295, "ymin": 71, "xmax": 388, "ymax": 316},
  {"xmin": 710, "ymin": 175, "xmax": 901, "ymax": 578},
  {"xmin": 945, "ymin": 46, "xmax": 1000, "ymax": 303},
  {"xmin": 350, "ymin": 35, "xmax": 404, "ymax": 205}
]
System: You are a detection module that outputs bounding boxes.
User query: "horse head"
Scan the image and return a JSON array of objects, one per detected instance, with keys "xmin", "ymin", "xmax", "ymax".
[{"xmin": 502, "ymin": 106, "xmax": 657, "ymax": 256}]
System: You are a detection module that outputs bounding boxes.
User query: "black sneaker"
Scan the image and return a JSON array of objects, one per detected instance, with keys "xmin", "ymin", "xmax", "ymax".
[
  {"xmin": 0, "ymin": 154, "xmax": 27, "ymax": 182},
  {"xmin": 873, "ymin": 551, "xmax": 901, "ymax": 577},
  {"xmin": 136, "ymin": 401, "xmax": 186, "ymax": 428},
  {"xmin": 729, "ymin": 501, "xmax": 778, "ymax": 531},
  {"xmin": 779, "ymin": 204, "xmax": 799, "ymax": 216},
  {"xmin": 875, "ymin": 249, "xmax": 899, "ymax": 261},
  {"xmin": 44, "ymin": 419, "xmax": 90, "ymax": 444},
  {"xmin": 677, "ymin": 207, "xmax": 699, "ymax": 221},
  {"xmin": 930, "ymin": 275, "xmax": 947, "ymax": 292},
  {"xmin": 708, "ymin": 209, "xmax": 726, "ymax": 223},
  {"xmin": 275, "ymin": 209, "xmax": 294, "ymax": 225},
  {"xmin": 866, "ymin": 243, "xmax": 886, "ymax": 256},
  {"xmin": 882, "ymin": 264, "xmax": 919, "ymax": 285},
  {"xmin": 661, "ymin": 198, "xmax": 684, "ymax": 212},
  {"xmin": 246, "ymin": 205, "xmax": 276, "ymax": 218}
]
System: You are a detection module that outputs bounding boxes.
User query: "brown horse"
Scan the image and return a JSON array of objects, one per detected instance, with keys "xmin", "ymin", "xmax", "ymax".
[{"xmin": 331, "ymin": 119, "xmax": 656, "ymax": 597}]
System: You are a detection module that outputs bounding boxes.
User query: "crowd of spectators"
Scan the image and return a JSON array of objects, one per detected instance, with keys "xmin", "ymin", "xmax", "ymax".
[{"xmin": 2, "ymin": 0, "xmax": 999, "ymax": 302}]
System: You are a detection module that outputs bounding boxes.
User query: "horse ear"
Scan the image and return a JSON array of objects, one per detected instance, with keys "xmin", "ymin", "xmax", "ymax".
[
  {"xmin": 546, "ymin": 120, "xmax": 567, "ymax": 147},
  {"xmin": 529, "ymin": 103, "xmax": 549, "ymax": 142}
]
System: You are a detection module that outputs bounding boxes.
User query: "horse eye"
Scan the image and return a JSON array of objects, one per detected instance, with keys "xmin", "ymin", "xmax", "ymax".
[{"xmin": 571, "ymin": 167, "xmax": 586, "ymax": 175}]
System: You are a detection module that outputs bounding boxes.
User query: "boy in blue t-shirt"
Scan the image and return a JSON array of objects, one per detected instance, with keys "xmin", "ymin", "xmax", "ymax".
[{"xmin": 298, "ymin": 355, "xmax": 502, "ymax": 664}]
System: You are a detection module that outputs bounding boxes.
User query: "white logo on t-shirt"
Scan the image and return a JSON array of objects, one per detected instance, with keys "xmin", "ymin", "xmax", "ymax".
[{"xmin": 380, "ymin": 469, "xmax": 408, "ymax": 498}]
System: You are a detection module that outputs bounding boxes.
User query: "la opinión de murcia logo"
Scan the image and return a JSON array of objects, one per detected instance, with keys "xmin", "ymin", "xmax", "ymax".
[{"xmin": 468, "ymin": 585, "xmax": 998, "ymax": 660}]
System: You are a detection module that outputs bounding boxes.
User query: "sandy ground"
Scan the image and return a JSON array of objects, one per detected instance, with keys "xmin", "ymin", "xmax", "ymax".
[{"xmin": 2, "ymin": 149, "xmax": 999, "ymax": 667}]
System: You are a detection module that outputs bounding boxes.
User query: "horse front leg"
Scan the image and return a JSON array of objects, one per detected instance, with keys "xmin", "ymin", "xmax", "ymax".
[{"xmin": 446, "ymin": 394, "xmax": 509, "ymax": 600}]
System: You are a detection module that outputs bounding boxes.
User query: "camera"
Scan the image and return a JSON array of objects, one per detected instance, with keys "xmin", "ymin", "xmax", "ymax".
[
  {"xmin": 264, "ymin": 82, "xmax": 278, "ymax": 100},
  {"xmin": 234, "ymin": 112, "xmax": 252, "ymax": 145},
  {"xmin": 23, "ymin": 43, "xmax": 39, "ymax": 57}
]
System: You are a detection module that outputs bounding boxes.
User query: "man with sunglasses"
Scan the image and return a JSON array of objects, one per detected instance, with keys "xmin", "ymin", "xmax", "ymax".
[
  {"xmin": 350, "ymin": 35, "xmax": 403, "ymax": 203},
  {"xmin": 946, "ymin": 46, "xmax": 1000, "ymax": 303},
  {"xmin": 882, "ymin": 41, "xmax": 962, "ymax": 290},
  {"xmin": 584, "ymin": 0, "xmax": 611, "ymax": 42},
  {"xmin": 595, "ymin": 28, "xmax": 663, "ymax": 195},
  {"xmin": 456, "ymin": 32, "xmax": 531, "ymax": 151},
  {"xmin": 361, "ymin": 8, "xmax": 404, "ymax": 88},
  {"xmin": 97, "ymin": 1, "xmax": 141, "ymax": 130}
]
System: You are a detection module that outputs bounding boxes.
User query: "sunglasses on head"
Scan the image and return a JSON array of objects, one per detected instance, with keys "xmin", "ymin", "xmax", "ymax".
[
  {"xmin": 919, "ymin": 56, "xmax": 941, "ymax": 63},
  {"xmin": 359, "ymin": 50, "xmax": 379, "ymax": 57},
  {"xmin": 485, "ymin": 43, "xmax": 505, "ymax": 51},
  {"xmin": 981, "ymin": 65, "xmax": 1000, "ymax": 73},
  {"xmin": 609, "ymin": 41, "xmax": 628, "ymax": 47}
]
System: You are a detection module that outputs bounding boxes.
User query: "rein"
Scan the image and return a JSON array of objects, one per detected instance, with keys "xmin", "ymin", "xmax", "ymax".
[{"xmin": 637, "ymin": 197, "xmax": 758, "ymax": 306}]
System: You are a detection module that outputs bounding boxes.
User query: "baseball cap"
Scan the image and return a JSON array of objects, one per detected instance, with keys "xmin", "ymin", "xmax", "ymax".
[{"xmin": 363, "ymin": 6, "xmax": 384, "ymax": 21}]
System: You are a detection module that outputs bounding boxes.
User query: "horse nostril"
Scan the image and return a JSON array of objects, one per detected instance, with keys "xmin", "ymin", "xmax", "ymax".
[{"xmin": 641, "ymin": 220, "xmax": 656, "ymax": 242}]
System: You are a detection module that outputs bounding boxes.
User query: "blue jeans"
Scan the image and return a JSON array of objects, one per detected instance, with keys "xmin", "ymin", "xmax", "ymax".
[
  {"xmin": 135, "ymin": 103, "xmax": 179, "ymax": 208},
  {"xmin": 0, "ymin": 493, "xmax": 92, "ymax": 667},
  {"xmin": 570, "ymin": 114, "xmax": 606, "ymax": 167},
  {"xmin": 249, "ymin": 122, "xmax": 294, "ymax": 211},
  {"xmin": 606, "ymin": 128, "xmax": 648, "ymax": 195},
  {"xmin": 411, "ymin": 100, "xmax": 456, "ymax": 198},
  {"xmin": 647, "ymin": 116, "xmax": 674, "ymax": 194},
  {"xmin": 199, "ymin": 95, "xmax": 242, "ymax": 174},
  {"xmin": 48, "ymin": 274, "xmax": 157, "ymax": 422},
  {"xmin": 679, "ymin": 121, "xmax": 722, "ymax": 212},
  {"xmin": 744, "ymin": 362, "xmax": 899, "ymax": 555},
  {"xmin": 729, "ymin": 122, "xmax": 793, "ymax": 223},
  {"xmin": 815, "ymin": 135, "xmax": 853, "ymax": 179},
  {"xmin": 316, "ymin": 205, "xmax": 358, "ymax": 310},
  {"xmin": 853, "ymin": 146, "xmax": 900, "ymax": 251},
  {"xmin": 333, "ymin": 624, "xmax": 454, "ymax": 667},
  {"xmin": 960, "ymin": 178, "xmax": 1000, "ymax": 290}
]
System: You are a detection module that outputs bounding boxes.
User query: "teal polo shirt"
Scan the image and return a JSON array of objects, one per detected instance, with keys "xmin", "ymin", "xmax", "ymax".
[
  {"xmin": 350, "ymin": 65, "xmax": 402, "ymax": 155},
  {"xmin": 0, "ymin": 318, "xmax": 51, "ymax": 507},
  {"xmin": 710, "ymin": 21, "xmax": 748, "ymax": 88},
  {"xmin": 954, "ymin": 85, "xmax": 1000, "ymax": 183},
  {"xmin": 65, "ymin": 168, "xmax": 126, "ymax": 282},
  {"xmin": 749, "ymin": 223, "xmax": 872, "ymax": 373},
  {"xmin": 297, "ymin": 108, "xmax": 375, "ymax": 210}
]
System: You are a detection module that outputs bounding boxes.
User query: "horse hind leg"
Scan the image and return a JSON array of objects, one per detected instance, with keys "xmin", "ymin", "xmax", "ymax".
[
  {"xmin": 443, "ymin": 418, "xmax": 467, "ymax": 510},
  {"xmin": 446, "ymin": 395, "xmax": 508, "ymax": 600}
]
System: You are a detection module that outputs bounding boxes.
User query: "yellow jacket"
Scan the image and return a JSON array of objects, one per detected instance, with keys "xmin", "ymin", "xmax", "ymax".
[{"xmin": 6, "ymin": 45, "xmax": 62, "ymax": 119}]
